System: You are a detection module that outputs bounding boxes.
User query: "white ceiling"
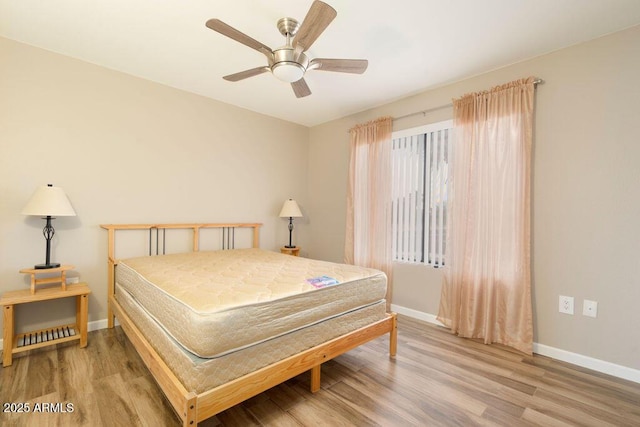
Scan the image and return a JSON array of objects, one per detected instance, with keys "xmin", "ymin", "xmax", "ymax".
[{"xmin": 2, "ymin": 1, "xmax": 640, "ymax": 127}]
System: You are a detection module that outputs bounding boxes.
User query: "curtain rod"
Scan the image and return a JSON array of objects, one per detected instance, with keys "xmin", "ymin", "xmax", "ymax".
[{"xmin": 393, "ymin": 78, "xmax": 544, "ymax": 122}]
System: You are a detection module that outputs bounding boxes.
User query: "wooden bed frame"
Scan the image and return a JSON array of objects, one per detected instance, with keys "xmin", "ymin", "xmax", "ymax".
[{"xmin": 101, "ymin": 223, "xmax": 397, "ymax": 426}]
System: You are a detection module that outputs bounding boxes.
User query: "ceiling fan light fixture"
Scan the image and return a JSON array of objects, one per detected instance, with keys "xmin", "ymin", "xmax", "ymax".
[
  {"xmin": 207, "ymin": 1, "xmax": 361, "ymax": 97},
  {"xmin": 272, "ymin": 62, "xmax": 305, "ymax": 83}
]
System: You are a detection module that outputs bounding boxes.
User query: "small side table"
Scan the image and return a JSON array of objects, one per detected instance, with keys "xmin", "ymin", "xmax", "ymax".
[
  {"xmin": 1, "ymin": 282, "xmax": 90, "ymax": 367},
  {"xmin": 280, "ymin": 246, "xmax": 300, "ymax": 256}
]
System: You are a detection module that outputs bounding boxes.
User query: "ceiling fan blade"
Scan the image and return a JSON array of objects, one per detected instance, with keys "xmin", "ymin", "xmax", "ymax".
[
  {"xmin": 292, "ymin": 1, "xmax": 337, "ymax": 52},
  {"xmin": 223, "ymin": 66, "xmax": 270, "ymax": 82},
  {"xmin": 309, "ymin": 58, "xmax": 368, "ymax": 74},
  {"xmin": 206, "ymin": 19, "xmax": 272, "ymax": 56},
  {"xmin": 291, "ymin": 78, "xmax": 312, "ymax": 98}
]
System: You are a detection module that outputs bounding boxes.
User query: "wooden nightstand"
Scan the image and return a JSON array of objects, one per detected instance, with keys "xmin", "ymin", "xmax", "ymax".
[
  {"xmin": 1, "ymin": 282, "xmax": 90, "ymax": 367},
  {"xmin": 280, "ymin": 246, "xmax": 300, "ymax": 256}
]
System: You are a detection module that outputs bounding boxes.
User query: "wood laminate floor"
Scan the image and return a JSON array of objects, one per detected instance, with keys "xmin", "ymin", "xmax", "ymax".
[{"xmin": 1, "ymin": 315, "xmax": 639, "ymax": 426}]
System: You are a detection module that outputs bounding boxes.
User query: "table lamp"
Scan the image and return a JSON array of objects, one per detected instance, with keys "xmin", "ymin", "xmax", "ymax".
[
  {"xmin": 22, "ymin": 184, "xmax": 76, "ymax": 269},
  {"xmin": 279, "ymin": 199, "xmax": 302, "ymax": 248}
]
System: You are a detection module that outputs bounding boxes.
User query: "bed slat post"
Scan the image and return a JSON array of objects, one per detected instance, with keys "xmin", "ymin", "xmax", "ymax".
[
  {"xmin": 193, "ymin": 226, "xmax": 200, "ymax": 252},
  {"xmin": 390, "ymin": 312, "xmax": 398, "ymax": 358},
  {"xmin": 183, "ymin": 393, "xmax": 197, "ymax": 426},
  {"xmin": 310, "ymin": 365, "xmax": 321, "ymax": 393},
  {"xmin": 107, "ymin": 227, "xmax": 116, "ymax": 328},
  {"xmin": 253, "ymin": 225, "xmax": 259, "ymax": 248}
]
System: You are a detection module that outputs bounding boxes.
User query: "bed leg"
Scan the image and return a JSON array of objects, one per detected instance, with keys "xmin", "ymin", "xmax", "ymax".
[
  {"xmin": 389, "ymin": 313, "xmax": 398, "ymax": 358},
  {"xmin": 183, "ymin": 394, "xmax": 197, "ymax": 426},
  {"xmin": 107, "ymin": 251, "xmax": 116, "ymax": 328},
  {"xmin": 310, "ymin": 365, "xmax": 321, "ymax": 393},
  {"xmin": 108, "ymin": 307, "xmax": 115, "ymax": 329}
]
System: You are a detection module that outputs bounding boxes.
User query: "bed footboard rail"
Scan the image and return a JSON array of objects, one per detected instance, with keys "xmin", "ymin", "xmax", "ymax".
[
  {"xmin": 197, "ymin": 312, "xmax": 397, "ymax": 421},
  {"xmin": 111, "ymin": 287, "xmax": 396, "ymax": 426}
]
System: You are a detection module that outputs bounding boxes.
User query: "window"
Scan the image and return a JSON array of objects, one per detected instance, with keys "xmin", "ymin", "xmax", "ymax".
[{"xmin": 391, "ymin": 120, "xmax": 453, "ymax": 266}]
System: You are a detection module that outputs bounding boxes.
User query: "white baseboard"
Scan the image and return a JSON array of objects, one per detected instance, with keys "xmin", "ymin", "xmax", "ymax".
[
  {"xmin": 88, "ymin": 318, "xmax": 109, "ymax": 332},
  {"xmin": 88, "ymin": 318, "xmax": 120, "ymax": 330},
  {"xmin": 390, "ymin": 304, "xmax": 640, "ymax": 384},
  {"xmin": 532, "ymin": 342, "xmax": 640, "ymax": 384},
  {"xmin": 391, "ymin": 304, "xmax": 445, "ymax": 326}
]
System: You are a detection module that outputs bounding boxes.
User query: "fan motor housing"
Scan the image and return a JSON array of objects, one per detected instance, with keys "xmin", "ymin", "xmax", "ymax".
[{"xmin": 273, "ymin": 47, "xmax": 308, "ymax": 69}]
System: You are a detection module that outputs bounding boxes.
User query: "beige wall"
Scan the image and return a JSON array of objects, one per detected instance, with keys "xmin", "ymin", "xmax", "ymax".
[
  {"xmin": 0, "ymin": 37, "xmax": 309, "ymax": 333},
  {"xmin": 308, "ymin": 25, "xmax": 640, "ymax": 370}
]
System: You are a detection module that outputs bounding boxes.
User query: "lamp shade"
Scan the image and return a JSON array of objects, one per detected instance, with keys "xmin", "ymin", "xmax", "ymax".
[
  {"xmin": 279, "ymin": 199, "xmax": 302, "ymax": 218},
  {"xmin": 22, "ymin": 184, "xmax": 76, "ymax": 217}
]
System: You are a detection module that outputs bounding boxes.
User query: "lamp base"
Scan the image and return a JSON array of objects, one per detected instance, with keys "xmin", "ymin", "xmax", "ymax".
[
  {"xmin": 34, "ymin": 263, "xmax": 61, "ymax": 270},
  {"xmin": 284, "ymin": 245, "xmax": 297, "ymax": 249}
]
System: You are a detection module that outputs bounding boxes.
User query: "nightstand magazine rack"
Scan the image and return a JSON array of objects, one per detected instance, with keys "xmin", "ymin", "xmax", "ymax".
[{"xmin": 1, "ymin": 265, "xmax": 90, "ymax": 367}]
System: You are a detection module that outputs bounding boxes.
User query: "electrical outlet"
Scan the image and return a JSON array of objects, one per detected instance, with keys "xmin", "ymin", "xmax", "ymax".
[
  {"xmin": 559, "ymin": 295, "xmax": 574, "ymax": 315},
  {"xmin": 583, "ymin": 300, "xmax": 598, "ymax": 318},
  {"xmin": 66, "ymin": 276, "xmax": 79, "ymax": 284}
]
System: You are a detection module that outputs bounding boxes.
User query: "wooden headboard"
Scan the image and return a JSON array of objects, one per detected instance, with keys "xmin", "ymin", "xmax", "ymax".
[{"xmin": 100, "ymin": 222, "xmax": 262, "ymax": 327}]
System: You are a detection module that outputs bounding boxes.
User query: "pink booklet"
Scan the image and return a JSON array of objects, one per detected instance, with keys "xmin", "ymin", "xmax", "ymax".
[{"xmin": 306, "ymin": 275, "xmax": 339, "ymax": 288}]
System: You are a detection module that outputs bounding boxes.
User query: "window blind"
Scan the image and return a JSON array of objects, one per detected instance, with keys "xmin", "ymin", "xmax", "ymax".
[{"xmin": 391, "ymin": 121, "xmax": 452, "ymax": 266}]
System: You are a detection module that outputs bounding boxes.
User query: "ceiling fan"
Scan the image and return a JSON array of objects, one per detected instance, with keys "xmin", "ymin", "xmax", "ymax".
[{"xmin": 205, "ymin": 0, "xmax": 368, "ymax": 98}]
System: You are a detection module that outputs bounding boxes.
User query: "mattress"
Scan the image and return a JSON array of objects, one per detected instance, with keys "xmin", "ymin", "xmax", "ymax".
[
  {"xmin": 115, "ymin": 248, "xmax": 387, "ymax": 358},
  {"xmin": 115, "ymin": 283, "xmax": 387, "ymax": 393}
]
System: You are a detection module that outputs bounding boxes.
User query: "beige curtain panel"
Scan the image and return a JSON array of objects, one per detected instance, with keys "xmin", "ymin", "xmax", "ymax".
[
  {"xmin": 438, "ymin": 77, "xmax": 535, "ymax": 354},
  {"xmin": 345, "ymin": 116, "xmax": 394, "ymax": 307}
]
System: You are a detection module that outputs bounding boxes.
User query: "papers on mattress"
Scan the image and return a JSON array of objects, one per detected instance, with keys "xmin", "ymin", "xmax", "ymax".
[{"xmin": 306, "ymin": 275, "xmax": 339, "ymax": 288}]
